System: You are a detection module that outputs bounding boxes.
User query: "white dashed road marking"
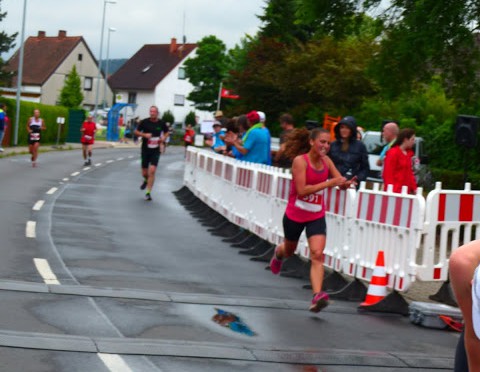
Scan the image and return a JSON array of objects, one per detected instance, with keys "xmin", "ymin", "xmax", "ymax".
[
  {"xmin": 83, "ymin": 167, "xmax": 91, "ymax": 170},
  {"xmin": 26, "ymin": 221, "xmax": 36, "ymax": 238},
  {"xmin": 95, "ymin": 163, "xmax": 102, "ymax": 167},
  {"xmin": 46, "ymin": 187, "xmax": 58, "ymax": 195},
  {"xmin": 32, "ymin": 200, "xmax": 45, "ymax": 211},
  {"xmin": 33, "ymin": 258, "xmax": 60, "ymax": 285},
  {"xmin": 63, "ymin": 178, "xmax": 69, "ymax": 182},
  {"xmin": 106, "ymin": 160, "xmax": 114, "ymax": 164},
  {"xmin": 71, "ymin": 171, "xmax": 80, "ymax": 176},
  {"xmin": 117, "ymin": 157, "xmax": 124, "ymax": 161},
  {"xmin": 98, "ymin": 353, "xmax": 134, "ymax": 372}
]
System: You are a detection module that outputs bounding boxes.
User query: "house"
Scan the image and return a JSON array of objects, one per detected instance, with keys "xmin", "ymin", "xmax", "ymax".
[
  {"xmin": 4, "ymin": 30, "xmax": 112, "ymax": 110},
  {"xmin": 108, "ymin": 38, "xmax": 199, "ymax": 123}
]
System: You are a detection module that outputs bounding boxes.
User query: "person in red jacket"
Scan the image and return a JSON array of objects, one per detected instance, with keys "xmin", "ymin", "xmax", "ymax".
[
  {"xmin": 183, "ymin": 123, "xmax": 195, "ymax": 146},
  {"xmin": 80, "ymin": 114, "xmax": 97, "ymax": 166},
  {"xmin": 382, "ymin": 128, "xmax": 417, "ymax": 194}
]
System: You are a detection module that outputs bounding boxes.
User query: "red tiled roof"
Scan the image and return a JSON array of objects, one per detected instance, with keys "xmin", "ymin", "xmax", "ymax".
[
  {"xmin": 108, "ymin": 42, "xmax": 197, "ymax": 91},
  {"xmin": 7, "ymin": 31, "xmax": 89, "ymax": 86}
]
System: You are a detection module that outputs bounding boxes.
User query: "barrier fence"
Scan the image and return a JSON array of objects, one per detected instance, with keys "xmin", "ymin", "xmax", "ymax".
[{"xmin": 184, "ymin": 147, "xmax": 479, "ymax": 295}]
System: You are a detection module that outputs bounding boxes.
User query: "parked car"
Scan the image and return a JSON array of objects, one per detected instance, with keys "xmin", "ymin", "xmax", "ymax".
[{"xmin": 362, "ymin": 131, "xmax": 432, "ymax": 188}]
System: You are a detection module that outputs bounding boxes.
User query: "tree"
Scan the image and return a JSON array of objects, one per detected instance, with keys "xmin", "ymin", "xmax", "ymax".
[
  {"xmin": 161, "ymin": 109, "xmax": 174, "ymax": 124},
  {"xmin": 184, "ymin": 36, "xmax": 228, "ymax": 111},
  {"xmin": 0, "ymin": 1, "xmax": 18, "ymax": 86},
  {"xmin": 184, "ymin": 111, "xmax": 196, "ymax": 126},
  {"xmin": 59, "ymin": 65, "xmax": 83, "ymax": 108}
]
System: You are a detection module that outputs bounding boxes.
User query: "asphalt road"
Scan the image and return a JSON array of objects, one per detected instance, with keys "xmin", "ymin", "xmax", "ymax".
[{"xmin": 0, "ymin": 145, "xmax": 459, "ymax": 372}]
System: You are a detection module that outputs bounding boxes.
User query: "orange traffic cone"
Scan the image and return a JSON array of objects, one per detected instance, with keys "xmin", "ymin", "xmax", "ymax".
[{"xmin": 360, "ymin": 250, "xmax": 388, "ymax": 306}]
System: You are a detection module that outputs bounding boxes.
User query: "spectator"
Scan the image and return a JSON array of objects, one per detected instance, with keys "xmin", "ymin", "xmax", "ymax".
[
  {"xmin": 214, "ymin": 110, "xmax": 228, "ymax": 127},
  {"xmin": 328, "ymin": 116, "xmax": 369, "ymax": 183},
  {"xmin": 0, "ymin": 103, "xmax": 7, "ymax": 152},
  {"xmin": 211, "ymin": 121, "xmax": 227, "ymax": 154},
  {"xmin": 449, "ymin": 240, "xmax": 480, "ymax": 371},
  {"xmin": 274, "ymin": 113, "xmax": 295, "ymax": 168},
  {"xmin": 226, "ymin": 115, "xmax": 248, "ymax": 160},
  {"xmin": 224, "ymin": 110, "xmax": 270, "ymax": 164},
  {"xmin": 382, "ymin": 128, "xmax": 417, "ymax": 194},
  {"xmin": 257, "ymin": 111, "xmax": 272, "ymax": 165},
  {"xmin": 377, "ymin": 122, "xmax": 399, "ymax": 166}
]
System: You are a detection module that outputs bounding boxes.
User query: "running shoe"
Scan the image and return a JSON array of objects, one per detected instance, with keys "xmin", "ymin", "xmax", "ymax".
[
  {"xmin": 309, "ymin": 292, "xmax": 330, "ymax": 313},
  {"xmin": 87, "ymin": 159, "xmax": 92, "ymax": 165},
  {"xmin": 32, "ymin": 161, "xmax": 36, "ymax": 168},
  {"xmin": 84, "ymin": 161, "xmax": 89, "ymax": 166},
  {"xmin": 269, "ymin": 246, "xmax": 283, "ymax": 275},
  {"xmin": 145, "ymin": 193, "xmax": 152, "ymax": 201},
  {"xmin": 140, "ymin": 180, "xmax": 147, "ymax": 190}
]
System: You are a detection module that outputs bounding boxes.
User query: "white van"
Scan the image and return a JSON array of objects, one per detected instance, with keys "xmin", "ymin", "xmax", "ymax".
[{"xmin": 362, "ymin": 131, "xmax": 431, "ymax": 186}]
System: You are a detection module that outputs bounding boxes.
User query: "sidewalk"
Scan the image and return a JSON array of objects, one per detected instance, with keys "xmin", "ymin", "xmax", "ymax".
[{"xmin": 0, "ymin": 140, "xmax": 139, "ymax": 158}]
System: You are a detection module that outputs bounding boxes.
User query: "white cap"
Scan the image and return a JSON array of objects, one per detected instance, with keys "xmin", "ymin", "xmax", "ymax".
[
  {"xmin": 257, "ymin": 111, "xmax": 266, "ymax": 123},
  {"xmin": 473, "ymin": 265, "xmax": 480, "ymax": 339}
]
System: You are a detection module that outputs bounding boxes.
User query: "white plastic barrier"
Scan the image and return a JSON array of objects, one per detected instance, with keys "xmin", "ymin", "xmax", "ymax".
[
  {"xmin": 417, "ymin": 182, "xmax": 480, "ymax": 282},
  {"xmin": 347, "ymin": 183, "xmax": 425, "ymax": 292},
  {"xmin": 183, "ymin": 147, "xmax": 479, "ymax": 293}
]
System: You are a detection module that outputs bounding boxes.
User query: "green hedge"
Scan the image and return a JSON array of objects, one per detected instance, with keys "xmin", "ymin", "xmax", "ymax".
[
  {"xmin": 2, "ymin": 98, "xmax": 70, "ymax": 146},
  {"xmin": 430, "ymin": 167, "xmax": 480, "ymax": 190}
]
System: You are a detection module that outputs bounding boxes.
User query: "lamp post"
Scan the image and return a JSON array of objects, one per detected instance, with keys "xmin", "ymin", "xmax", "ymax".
[
  {"xmin": 93, "ymin": 0, "xmax": 116, "ymax": 119},
  {"xmin": 103, "ymin": 27, "xmax": 116, "ymax": 109},
  {"xmin": 13, "ymin": 0, "xmax": 28, "ymax": 146}
]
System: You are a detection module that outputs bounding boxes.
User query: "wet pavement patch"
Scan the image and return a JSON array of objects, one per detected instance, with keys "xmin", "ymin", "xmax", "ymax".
[{"xmin": 212, "ymin": 308, "xmax": 255, "ymax": 336}]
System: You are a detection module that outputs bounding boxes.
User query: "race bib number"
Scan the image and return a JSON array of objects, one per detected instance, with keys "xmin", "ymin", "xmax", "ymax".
[
  {"xmin": 84, "ymin": 135, "xmax": 92, "ymax": 141},
  {"xmin": 185, "ymin": 135, "xmax": 192, "ymax": 142},
  {"xmin": 147, "ymin": 136, "xmax": 160, "ymax": 148},
  {"xmin": 30, "ymin": 133, "xmax": 40, "ymax": 141},
  {"xmin": 294, "ymin": 191, "xmax": 324, "ymax": 213}
]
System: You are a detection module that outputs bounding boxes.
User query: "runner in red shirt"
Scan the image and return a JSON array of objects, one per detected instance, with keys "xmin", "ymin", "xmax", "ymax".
[
  {"xmin": 80, "ymin": 114, "xmax": 97, "ymax": 166},
  {"xmin": 183, "ymin": 123, "xmax": 195, "ymax": 156}
]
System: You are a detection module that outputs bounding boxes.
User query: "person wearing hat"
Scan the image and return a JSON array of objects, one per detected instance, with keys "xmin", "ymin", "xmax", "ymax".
[
  {"xmin": 211, "ymin": 121, "xmax": 227, "ymax": 154},
  {"xmin": 450, "ymin": 240, "xmax": 480, "ymax": 371},
  {"xmin": 214, "ymin": 110, "xmax": 228, "ymax": 127},
  {"xmin": 256, "ymin": 110, "xmax": 272, "ymax": 165},
  {"xmin": 328, "ymin": 115, "xmax": 369, "ymax": 185},
  {"xmin": 224, "ymin": 110, "xmax": 270, "ymax": 164}
]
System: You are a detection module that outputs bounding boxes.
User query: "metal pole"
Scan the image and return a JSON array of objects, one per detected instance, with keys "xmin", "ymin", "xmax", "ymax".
[
  {"xmin": 13, "ymin": 0, "xmax": 28, "ymax": 146},
  {"xmin": 103, "ymin": 27, "xmax": 116, "ymax": 109},
  {"xmin": 216, "ymin": 81, "xmax": 222, "ymax": 112},
  {"xmin": 93, "ymin": 0, "xmax": 116, "ymax": 119}
]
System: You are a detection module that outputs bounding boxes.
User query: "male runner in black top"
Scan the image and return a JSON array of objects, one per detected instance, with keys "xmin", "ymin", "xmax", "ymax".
[{"xmin": 134, "ymin": 106, "xmax": 169, "ymax": 201}]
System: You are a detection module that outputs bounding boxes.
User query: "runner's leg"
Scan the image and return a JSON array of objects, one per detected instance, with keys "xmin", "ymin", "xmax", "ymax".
[{"xmin": 308, "ymin": 234, "xmax": 327, "ymax": 294}]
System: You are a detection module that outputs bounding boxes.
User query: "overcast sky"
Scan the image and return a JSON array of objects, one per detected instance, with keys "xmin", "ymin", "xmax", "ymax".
[{"xmin": 1, "ymin": 0, "xmax": 267, "ymax": 60}]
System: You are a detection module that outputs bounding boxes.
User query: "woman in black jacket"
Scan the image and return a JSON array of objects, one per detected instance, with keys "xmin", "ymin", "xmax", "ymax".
[{"xmin": 328, "ymin": 116, "xmax": 369, "ymax": 184}]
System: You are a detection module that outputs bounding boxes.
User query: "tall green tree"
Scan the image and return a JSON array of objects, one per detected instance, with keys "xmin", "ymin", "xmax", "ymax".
[
  {"xmin": 184, "ymin": 35, "xmax": 228, "ymax": 111},
  {"xmin": 59, "ymin": 65, "xmax": 83, "ymax": 108},
  {"xmin": 0, "ymin": 1, "xmax": 18, "ymax": 86}
]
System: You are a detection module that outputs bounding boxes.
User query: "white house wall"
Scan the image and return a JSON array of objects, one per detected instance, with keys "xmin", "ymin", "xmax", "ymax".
[{"xmin": 42, "ymin": 42, "xmax": 112, "ymax": 109}]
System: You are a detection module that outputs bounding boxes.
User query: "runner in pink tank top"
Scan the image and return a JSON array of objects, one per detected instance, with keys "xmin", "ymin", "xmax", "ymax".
[{"xmin": 269, "ymin": 128, "xmax": 357, "ymax": 313}]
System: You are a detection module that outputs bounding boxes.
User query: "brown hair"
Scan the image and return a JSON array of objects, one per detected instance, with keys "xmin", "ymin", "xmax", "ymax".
[
  {"xmin": 282, "ymin": 128, "xmax": 329, "ymax": 160},
  {"xmin": 393, "ymin": 128, "xmax": 415, "ymax": 147}
]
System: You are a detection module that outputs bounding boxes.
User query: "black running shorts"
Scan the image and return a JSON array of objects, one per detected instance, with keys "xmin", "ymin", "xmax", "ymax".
[
  {"xmin": 282, "ymin": 214, "xmax": 327, "ymax": 242},
  {"xmin": 141, "ymin": 150, "xmax": 160, "ymax": 169}
]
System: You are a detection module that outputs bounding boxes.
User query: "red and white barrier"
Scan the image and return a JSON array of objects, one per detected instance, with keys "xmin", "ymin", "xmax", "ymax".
[{"xmin": 183, "ymin": 147, "xmax": 479, "ymax": 293}]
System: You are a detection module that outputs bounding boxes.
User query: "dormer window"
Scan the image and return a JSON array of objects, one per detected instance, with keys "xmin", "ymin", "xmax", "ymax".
[{"xmin": 142, "ymin": 64, "xmax": 153, "ymax": 73}]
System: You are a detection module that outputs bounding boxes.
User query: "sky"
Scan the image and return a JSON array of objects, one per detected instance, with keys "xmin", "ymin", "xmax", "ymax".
[{"xmin": 1, "ymin": 0, "xmax": 267, "ymax": 60}]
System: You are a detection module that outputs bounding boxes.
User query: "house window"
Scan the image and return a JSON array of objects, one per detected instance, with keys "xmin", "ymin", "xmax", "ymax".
[
  {"xmin": 174, "ymin": 94, "xmax": 185, "ymax": 106},
  {"xmin": 128, "ymin": 92, "xmax": 137, "ymax": 104},
  {"xmin": 84, "ymin": 77, "xmax": 92, "ymax": 91},
  {"xmin": 178, "ymin": 67, "xmax": 186, "ymax": 80},
  {"xmin": 78, "ymin": 53, "xmax": 83, "ymax": 61}
]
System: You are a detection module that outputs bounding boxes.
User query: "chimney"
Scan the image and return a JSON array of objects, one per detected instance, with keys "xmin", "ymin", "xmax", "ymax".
[
  {"xmin": 58, "ymin": 30, "xmax": 67, "ymax": 38},
  {"xmin": 170, "ymin": 38, "xmax": 177, "ymax": 53},
  {"xmin": 38, "ymin": 31, "xmax": 46, "ymax": 38}
]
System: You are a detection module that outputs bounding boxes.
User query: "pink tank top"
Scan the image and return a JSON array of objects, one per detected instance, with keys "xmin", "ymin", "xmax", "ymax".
[{"xmin": 285, "ymin": 154, "xmax": 329, "ymax": 223}]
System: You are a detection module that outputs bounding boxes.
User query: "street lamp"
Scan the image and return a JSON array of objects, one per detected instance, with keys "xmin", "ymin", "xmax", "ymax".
[
  {"xmin": 93, "ymin": 0, "xmax": 116, "ymax": 119},
  {"xmin": 103, "ymin": 27, "xmax": 116, "ymax": 109},
  {"xmin": 13, "ymin": 0, "xmax": 28, "ymax": 146}
]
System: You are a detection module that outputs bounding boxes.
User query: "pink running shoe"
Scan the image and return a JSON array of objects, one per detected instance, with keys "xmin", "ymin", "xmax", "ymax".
[
  {"xmin": 309, "ymin": 292, "xmax": 329, "ymax": 313},
  {"xmin": 269, "ymin": 247, "xmax": 283, "ymax": 275}
]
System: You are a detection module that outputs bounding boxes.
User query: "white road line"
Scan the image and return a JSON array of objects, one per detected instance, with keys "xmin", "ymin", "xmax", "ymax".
[
  {"xmin": 62, "ymin": 178, "xmax": 69, "ymax": 182},
  {"xmin": 46, "ymin": 187, "xmax": 58, "ymax": 195},
  {"xmin": 106, "ymin": 160, "xmax": 114, "ymax": 164},
  {"xmin": 33, "ymin": 258, "xmax": 60, "ymax": 285},
  {"xmin": 71, "ymin": 171, "xmax": 80, "ymax": 176},
  {"xmin": 95, "ymin": 163, "xmax": 102, "ymax": 167},
  {"xmin": 26, "ymin": 221, "xmax": 36, "ymax": 238},
  {"xmin": 83, "ymin": 167, "xmax": 91, "ymax": 170},
  {"xmin": 127, "ymin": 155, "xmax": 134, "ymax": 159},
  {"xmin": 32, "ymin": 200, "xmax": 45, "ymax": 211},
  {"xmin": 117, "ymin": 157, "xmax": 124, "ymax": 161},
  {"xmin": 98, "ymin": 353, "xmax": 133, "ymax": 372}
]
